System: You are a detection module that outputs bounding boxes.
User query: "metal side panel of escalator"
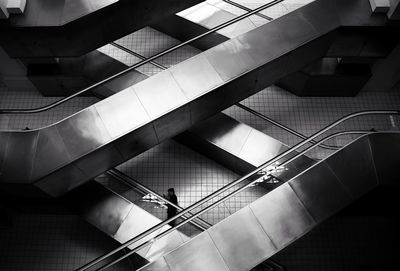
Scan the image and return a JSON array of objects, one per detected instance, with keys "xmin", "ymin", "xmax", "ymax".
[
  {"xmin": 0, "ymin": 0, "xmax": 385, "ymax": 198},
  {"xmin": 137, "ymin": 132, "xmax": 400, "ymax": 271}
]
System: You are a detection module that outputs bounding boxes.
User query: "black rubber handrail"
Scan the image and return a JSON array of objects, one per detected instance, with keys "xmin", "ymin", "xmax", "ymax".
[
  {"xmin": 109, "ymin": 42, "xmax": 167, "ymax": 70},
  {"xmin": 222, "ymin": 0, "xmax": 273, "ymax": 21},
  {"xmin": 0, "ymin": 0, "xmax": 284, "ymax": 114},
  {"xmin": 75, "ymin": 109, "xmax": 399, "ymax": 271},
  {"xmin": 235, "ymin": 103, "xmax": 341, "ymax": 150}
]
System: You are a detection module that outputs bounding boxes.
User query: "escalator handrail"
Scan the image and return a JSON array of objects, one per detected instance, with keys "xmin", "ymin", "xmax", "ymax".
[
  {"xmin": 75, "ymin": 109, "xmax": 399, "ymax": 271},
  {"xmin": 108, "ymin": 44, "xmax": 341, "ymax": 154},
  {"xmin": 221, "ymin": 0, "xmax": 273, "ymax": 21},
  {"xmin": 0, "ymin": 0, "xmax": 284, "ymax": 115},
  {"xmin": 235, "ymin": 103, "xmax": 341, "ymax": 150},
  {"xmin": 109, "ymin": 42, "xmax": 168, "ymax": 70},
  {"xmin": 95, "ymin": 129, "xmax": 383, "ymax": 271}
]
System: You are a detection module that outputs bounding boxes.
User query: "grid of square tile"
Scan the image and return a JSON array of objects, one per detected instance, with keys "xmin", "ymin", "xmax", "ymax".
[
  {"xmin": 224, "ymin": 85, "xmax": 400, "ymax": 159},
  {"xmin": 0, "ymin": 88, "xmax": 98, "ymax": 130}
]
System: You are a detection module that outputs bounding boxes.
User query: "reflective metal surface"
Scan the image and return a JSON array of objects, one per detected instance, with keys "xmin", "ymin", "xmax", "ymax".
[
  {"xmin": 208, "ymin": 206, "xmax": 276, "ymax": 271},
  {"xmin": 139, "ymin": 133, "xmax": 398, "ymax": 271},
  {"xmin": 0, "ymin": 0, "xmax": 382, "ymax": 198},
  {"xmin": 249, "ymin": 183, "xmax": 316, "ymax": 250},
  {"xmin": 288, "ymin": 161, "xmax": 353, "ymax": 222},
  {"xmin": 368, "ymin": 133, "xmax": 400, "ymax": 184},
  {"xmin": 67, "ymin": 181, "xmax": 133, "ymax": 236},
  {"xmin": 170, "ymin": 54, "xmax": 224, "ymax": 100},
  {"xmin": 56, "ymin": 107, "xmax": 111, "ymax": 160},
  {"xmin": 164, "ymin": 232, "xmax": 230, "ymax": 271},
  {"xmin": 0, "ymin": 0, "xmax": 203, "ymax": 57},
  {"xmin": 140, "ymin": 257, "xmax": 171, "ymax": 271},
  {"xmin": 31, "ymin": 126, "xmax": 71, "ymax": 181},
  {"xmin": 325, "ymin": 135, "xmax": 378, "ymax": 198},
  {"xmin": 0, "ymin": 131, "xmax": 38, "ymax": 183},
  {"xmin": 133, "ymin": 71, "xmax": 187, "ymax": 119},
  {"xmin": 66, "ymin": 180, "xmax": 188, "ymax": 264},
  {"xmin": 178, "ymin": 113, "xmax": 314, "ymax": 179},
  {"xmin": 95, "ymin": 87, "xmax": 150, "ymax": 139},
  {"xmin": 205, "ymin": 39, "xmax": 258, "ymax": 81}
]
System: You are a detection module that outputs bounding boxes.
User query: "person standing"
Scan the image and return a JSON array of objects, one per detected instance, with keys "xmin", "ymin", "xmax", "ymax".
[{"xmin": 164, "ymin": 188, "xmax": 178, "ymax": 227}]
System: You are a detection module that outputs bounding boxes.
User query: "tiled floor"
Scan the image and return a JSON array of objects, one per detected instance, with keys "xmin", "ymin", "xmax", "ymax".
[{"xmin": 0, "ymin": 214, "xmax": 134, "ymax": 271}]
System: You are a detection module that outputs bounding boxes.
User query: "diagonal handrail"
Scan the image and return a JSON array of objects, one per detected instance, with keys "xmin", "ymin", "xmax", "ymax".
[
  {"xmin": 0, "ymin": 0, "xmax": 284, "ymax": 115},
  {"xmin": 235, "ymin": 103, "xmax": 341, "ymax": 150},
  {"xmin": 75, "ymin": 109, "xmax": 399, "ymax": 271}
]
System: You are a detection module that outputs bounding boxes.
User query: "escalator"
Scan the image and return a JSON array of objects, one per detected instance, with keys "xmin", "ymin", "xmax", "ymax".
[
  {"xmin": 0, "ymin": 0, "xmax": 385, "ymax": 198},
  {"xmin": 75, "ymin": 108, "xmax": 399, "ymax": 270},
  {"xmin": 0, "ymin": 0, "xmax": 203, "ymax": 57},
  {"xmin": 135, "ymin": 131, "xmax": 400, "ymax": 271}
]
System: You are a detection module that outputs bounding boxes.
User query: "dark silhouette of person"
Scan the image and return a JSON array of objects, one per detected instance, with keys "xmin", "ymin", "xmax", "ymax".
[{"xmin": 164, "ymin": 188, "xmax": 178, "ymax": 227}]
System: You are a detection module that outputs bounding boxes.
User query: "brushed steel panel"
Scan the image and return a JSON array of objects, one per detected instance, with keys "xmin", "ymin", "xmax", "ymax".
[
  {"xmin": 203, "ymin": 114, "xmax": 252, "ymax": 156},
  {"xmin": 336, "ymin": 0, "xmax": 383, "ymax": 26},
  {"xmin": 288, "ymin": 161, "xmax": 352, "ymax": 222},
  {"xmin": 91, "ymin": 0, "xmax": 118, "ymax": 10},
  {"xmin": 31, "ymin": 126, "xmax": 71, "ymax": 181},
  {"xmin": 11, "ymin": 0, "xmax": 41, "ymax": 26},
  {"xmin": 37, "ymin": 0, "xmax": 63, "ymax": 26},
  {"xmin": 284, "ymin": 31, "xmax": 336, "ymax": 76},
  {"xmin": 1, "ymin": 131, "xmax": 38, "ymax": 183},
  {"xmin": 62, "ymin": 0, "xmax": 94, "ymax": 24},
  {"xmin": 113, "ymin": 125, "xmax": 159, "ymax": 160},
  {"xmin": 236, "ymin": 20, "xmax": 286, "ymax": 67},
  {"xmin": 0, "ymin": 132, "xmax": 10, "ymax": 179},
  {"xmin": 297, "ymin": 0, "xmax": 340, "ymax": 35},
  {"xmin": 250, "ymin": 183, "xmax": 316, "ymax": 250},
  {"xmin": 254, "ymin": 54, "xmax": 291, "ymax": 92},
  {"xmin": 153, "ymin": 105, "xmax": 191, "ymax": 142},
  {"xmin": 145, "ymin": 228, "xmax": 186, "ymax": 262},
  {"xmin": 169, "ymin": 54, "xmax": 224, "ymax": 100},
  {"xmin": 114, "ymin": 205, "xmax": 164, "ymax": 249},
  {"xmin": 134, "ymin": 71, "xmax": 187, "ymax": 119},
  {"xmin": 189, "ymin": 114, "xmax": 251, "ymax": 157},
  {"xmin": 325, "ymin": 135, "xmax": 378, "ymax": 198},
  {"xmin": 69, "ymin": 181, "xmax": 133, "ymax": 237},
  {"xmin": 205, "ymin": 39, "xmax": 258, "ymax": 81},
  {"xmin": 276, "ymin": 9, "xmax": 319, "ymax": 50},
  {"xmin": 139, "ymin": 257, "xmax": 171, "ymax": 271},
  {"xmin": 35, "ymin": 163, "xmax": 87, "ymax": 197},
  {"xmin": 95, "ymin": 87, "xmax": 150, "ymax": 139},
  {"xmin": 368, "ymin": 133, "xmax": 400, "ymax": 185},
  {"xmin": 57, "ymin": 107, "xmax": 112, "ymax": 160},
  {"xmin": 164, "ymin": 232, "xmax": 229, "ymax": 271},
  {"xmin": 239, "ymin": 129, "xmax": 286, "ymax": 167},
  {"xmin": 74, "ymin": 143, "xmax": 123, "ymax": 178},
  {"xmin": 208, "ymin": 206, "xmax": 276, "ymax": 271}
]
